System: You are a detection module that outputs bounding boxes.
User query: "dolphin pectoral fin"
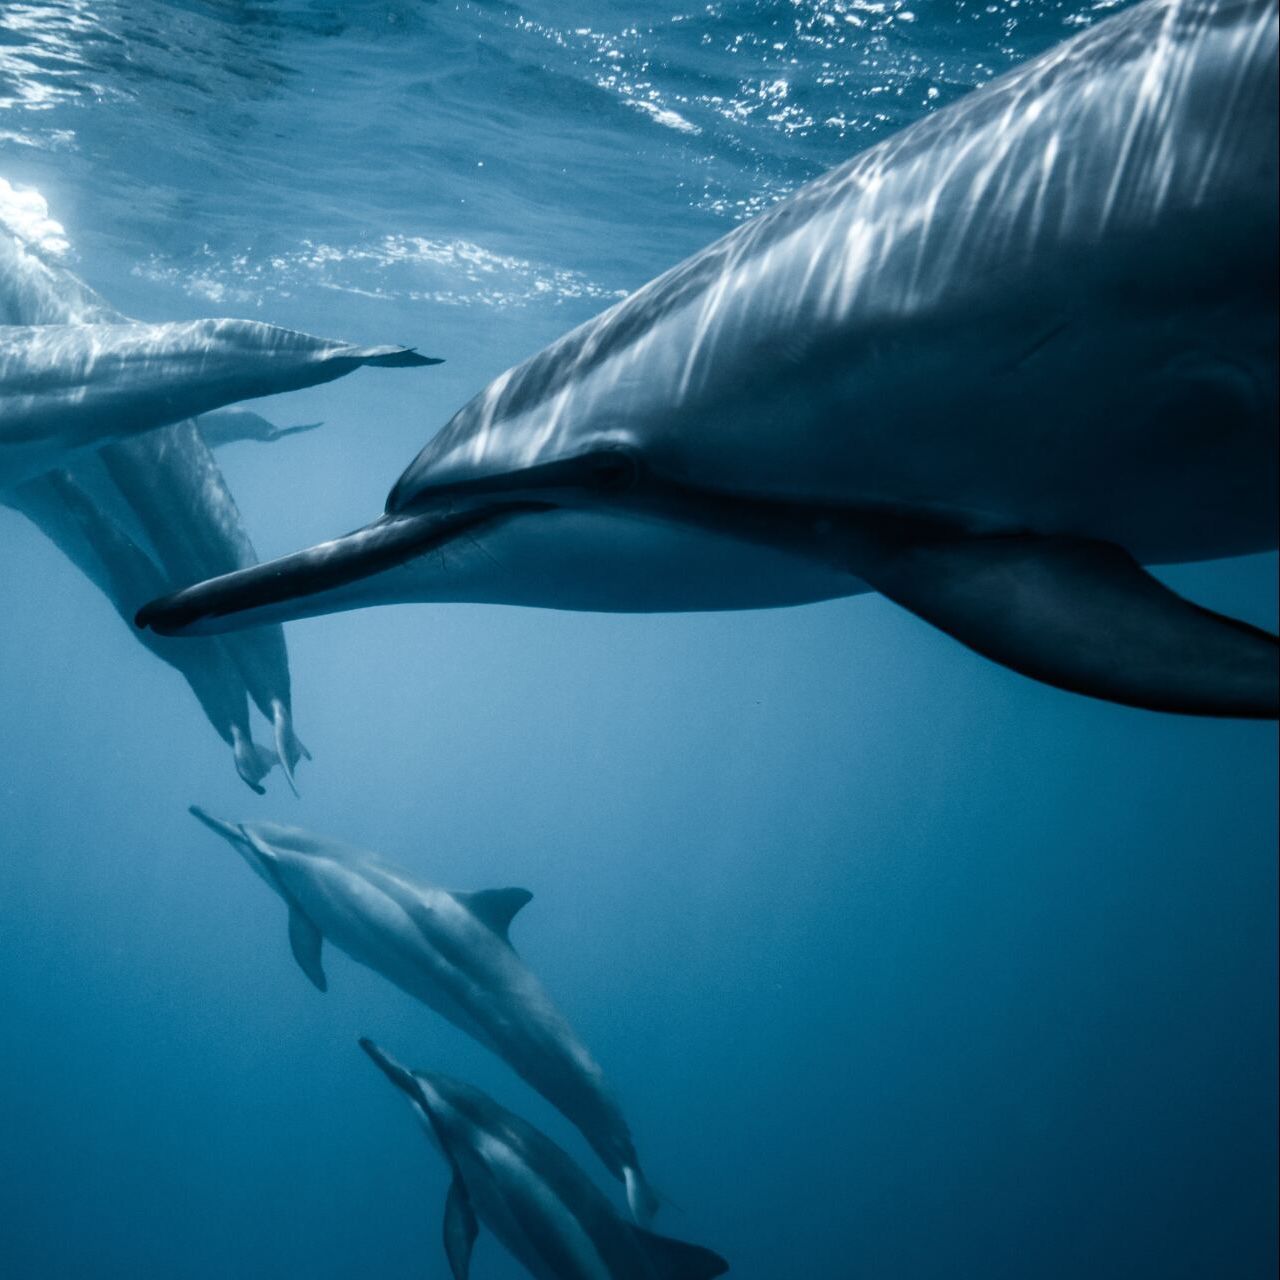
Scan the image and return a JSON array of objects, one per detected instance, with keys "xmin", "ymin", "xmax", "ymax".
[
  {"xmin": 452, "ymin": 887, "xmax": 533, "ymax": 944},
  {"xmin": 633, "ymin": 1227, "xmax": 730, "ymax": 1280},
  {"xmin": 443, "ymin": 1174, "xmax": 478, "ymax": 1280},
  {"xmin": 848, "ymin": 527, "xmax": 1280, "ymax": 719},
  {"xmin": 287, "ymin": 904, "xmax": 327, "ymax": 992}
]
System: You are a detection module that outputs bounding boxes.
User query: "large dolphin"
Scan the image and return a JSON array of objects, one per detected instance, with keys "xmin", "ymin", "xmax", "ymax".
[
  {"xmin": 189, "ymin": 808, "xmax": 660, "ymax": 1222},
  {"xmin": 141, "ymin": 0, "xmax": 1279, "ymax": 719},
  {"xmin": 359, "ymin": 1040, "xmax": 729, "ymax": 1280}
]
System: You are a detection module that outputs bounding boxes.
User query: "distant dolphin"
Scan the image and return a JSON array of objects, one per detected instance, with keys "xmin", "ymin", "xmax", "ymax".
[
  {"xmin": 359, "ymin": 1039, "xmax": 729, "ymax": 1280},
  {"xmin": 141, "ymin": 0, "xmax": 1279, "ymax": 719},
  {"xmin": 190, "ymin": 809, "xmax": 660, "ymax": 1222},
  {"xmin": 0, "ymin": 317, "xmax": 435, "ymax": 490},
  {"xmin": 196, "ymin": 408, "xmax": 322, "ymax": 448}
]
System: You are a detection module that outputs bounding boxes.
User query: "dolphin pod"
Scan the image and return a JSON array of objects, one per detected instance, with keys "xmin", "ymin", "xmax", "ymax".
[
  {"xmin": 139, "ymin": 0, "xmax": 1279, "ymax": 720},
  {"xmin": 7, "ymin": 474, "xmax": 281, "ymax": 790},
  {"xmin": 360, "ymin": 1039, "xmax": 728, "ymax": 1280},
  {"xmin": 0, "ymin": 317, "xmax": 434, "ymax": 490},
  {"xmin": 188, "ymin": 807, "xmax": 661, "ymax": 1225},
  {"xmin": 1, "ymin": 225, "xmax": 436, "ymax": 786}
]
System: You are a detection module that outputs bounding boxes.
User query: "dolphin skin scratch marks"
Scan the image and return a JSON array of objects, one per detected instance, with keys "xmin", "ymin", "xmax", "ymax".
[
  {"xmin": 138, "ymin": 0, "xmax": 1278, "ymax": 719},
  {"xmin": 189, "ymin": 809, "xmax": 661, "ymax": 1224}
]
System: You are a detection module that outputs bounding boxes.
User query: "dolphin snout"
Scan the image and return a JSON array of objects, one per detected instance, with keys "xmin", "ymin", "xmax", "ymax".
[
  {"xmin": 188, "ymin": 805, "xmax": 244, "ymax": 843},
  {"xmin": 358, "ymin": 1038, "xmax": 420, "ymax": 1098}
]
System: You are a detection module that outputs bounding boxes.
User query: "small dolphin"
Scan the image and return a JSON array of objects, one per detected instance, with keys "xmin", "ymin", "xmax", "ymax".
[
  {"xmin": 0, "ymin": 317, "xmax": 436, "ymax": 489},
  {"xmin": 141, "ymin": 0, "xmax": 1278, "ymax": 719},
  {"xmin": 196, "ymin": 408, "xmax": 322, "ymax": 448},
  {"xmin": 359, "ymin": 1039, "xmax": 728, "ymax": 1280},
  {"xmin": 190, "ymin": 809, "xmax": 660, "ymax": 1222}
]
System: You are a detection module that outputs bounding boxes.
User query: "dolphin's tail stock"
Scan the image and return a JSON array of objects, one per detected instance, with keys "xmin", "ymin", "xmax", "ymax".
[
  {"xmin": 624, "ymin": 1163, "xmax": 663, "ymax": 1226},
  {"xmin": 271, "ymin": 699, "xmax": 312, "ymax": 798},
  {"xmin": 842, "ymin": 519, "xmax": 1280, "ymax": 720},
  {"xmin": 229, "ymin": 728, "xmax": 279, "ymax": 795}
]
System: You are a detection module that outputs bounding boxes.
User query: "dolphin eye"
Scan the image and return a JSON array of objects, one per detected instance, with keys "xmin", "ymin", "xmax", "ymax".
[{"xmin": 586, "ymin": 447, "xmax": 639, "ymax": 491}]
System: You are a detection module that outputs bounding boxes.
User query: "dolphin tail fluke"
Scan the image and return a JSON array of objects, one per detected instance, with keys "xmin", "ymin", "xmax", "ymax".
[
  {"xmin": 271, "ymin": 700, "xmax": 311, "ymax": 798},
  {"xmin": 625, "ymin": 1164, "xmax": 662, "ymax": 1225},
  {"xmin": 633, "ymin": 1227, "xmax": 730, "ymax": 1280},
  {"xmin": 230, "ymin": 727, "xmax": 279, "ymax": 794},
  {"xmin": 848, "ymin": 525, "xmax": 1279, "ymax": 719}
]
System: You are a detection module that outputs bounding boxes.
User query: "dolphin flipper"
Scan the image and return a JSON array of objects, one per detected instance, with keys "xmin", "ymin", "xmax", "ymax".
[
  {"xmin": 849, "ymin": 526, "xmax": 1280, "ymax": 719},
  {"xmin": 624, "ymin": 1164, "xmax": 662, "ymax": 1226},
  {"xmin": 443, "ymin": 1175, "xmax": 478, "ymax": 1280},
  {"xmin": 633, "ymin": 1227, "xmax": 730, "ymax": 1280},
  {"xmin": 287, "ymin": 905, "xmax": 327, "ymax": 992}
]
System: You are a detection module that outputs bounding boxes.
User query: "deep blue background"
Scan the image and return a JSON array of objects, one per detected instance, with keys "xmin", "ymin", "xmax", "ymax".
[{"xmin": 2, "ymin": 3, "xmax": 1276, "ymax": 1277}]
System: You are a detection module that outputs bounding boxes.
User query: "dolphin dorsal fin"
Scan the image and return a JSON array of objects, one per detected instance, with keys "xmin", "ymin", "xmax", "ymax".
[
  {"xmin": 288, "ymin": 905, "xmax": 327, "ymax": 992},
  {"xmin": 443, "ymin": 1174, "xmax": 478, "ymax": 1280},
  {"xmin": 454, "ymin": 887, "xmax": 533, "ymax": 943},
  {"xmin": 633, "ymin": 1227, "xmax": 729, "ymax": 1280}
]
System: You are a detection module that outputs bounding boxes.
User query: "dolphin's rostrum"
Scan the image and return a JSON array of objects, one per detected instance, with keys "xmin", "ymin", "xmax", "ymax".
[
  {"xmin": 189, "ymin": 808, "xmax": 660, "ymax": 1224},
  {"xmin": 359, "ymin": 1039, "xmax": 729, "ymax": 1280},
  {"xmin": 140, "ymin": 0, "xmax": 1279, "ymax": 720}
]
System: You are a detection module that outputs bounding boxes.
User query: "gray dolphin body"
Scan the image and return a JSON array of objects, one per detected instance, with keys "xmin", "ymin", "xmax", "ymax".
[
  {"xmin": 6, "ymin": 474, "xmax": 279, "ymax": 790},
  {"xmin": 0, "ymin": 316, "xmax": 431, "ymax": 490},
  {"xmin": 190, "ymin": 809, "xmax": 659, "ymax": 1222},
  {"xmin": 99, "ymin": 423, "xmax": 312, "ymax": 787},
  {"xmin": 2, "ymin": 226, "xmax": 434, "ymax": 784},
  {"xmin": 141, "ymin": 0, "xmax": 1279, "ymax": 719},
  {"xmin": 359, "ymin": 1040, "xmax": 728, "ymax": 1280}
]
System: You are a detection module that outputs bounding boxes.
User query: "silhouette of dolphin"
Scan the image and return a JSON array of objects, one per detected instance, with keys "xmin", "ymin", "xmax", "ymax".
[
  {"xmin": 140, "ymin": 0, "xmax": 1278, "ymax": 719},
  {"xmin": 359, "ymin": 1039, "xmax": 728, "ymax": 1280}
]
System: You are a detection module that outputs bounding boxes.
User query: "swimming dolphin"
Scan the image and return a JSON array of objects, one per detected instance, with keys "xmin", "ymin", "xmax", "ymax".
[
  {"xmin": 100, "ymin": 424, "xmax": 311, "ymax": 788},
  {"xmin": 196, "ymin": 408, "xmax": 322, "ymax": 448},
  {"xmin": 5, "ymin": 473, "xmax": 279, "ymax": 790},
  {"xmin": 140, "ymin": 0, "xmax": 1279, "ymax": 719},
  {"xmin": 2, "ymin": 231, "xmax": 299, "ymax": 785},
  {"xmin": 359, "ymin": 1040, "xmax": 728, "ymax": 1280},
  {"xmin": 189, "ymin": 808, "xmax": 660, "ymax": 1222},
  {"xmin": 0, "ymin": 317, "xmax": 435, "ymax": 490}
]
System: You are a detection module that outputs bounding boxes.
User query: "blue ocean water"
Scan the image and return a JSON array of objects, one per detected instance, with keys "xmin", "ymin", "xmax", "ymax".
[{"xmin": 1, "ymin": 2, "xmax": 1276, "ymax": 1277}]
